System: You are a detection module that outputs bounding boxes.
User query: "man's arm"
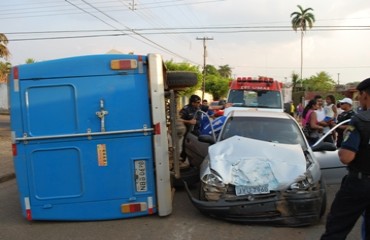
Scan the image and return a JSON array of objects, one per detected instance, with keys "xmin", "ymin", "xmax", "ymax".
[
  {"xmin": 338, "ymin": 148, "xmax": 356, "ymax": 165},
  {"xmin": 338, "ymin": 120, "xmax": 360, "ymax": 165}
]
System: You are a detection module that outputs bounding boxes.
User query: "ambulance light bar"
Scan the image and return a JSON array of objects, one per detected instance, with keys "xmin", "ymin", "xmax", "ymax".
[{"xmin": 236, "ymin": 77, "xmax": 274, "ymax": 83}]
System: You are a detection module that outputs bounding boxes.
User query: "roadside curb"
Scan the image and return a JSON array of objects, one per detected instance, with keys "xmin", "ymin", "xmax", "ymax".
[{"xmin": 0, "ymin": 173, "xmax": 16, "ymax": 183}]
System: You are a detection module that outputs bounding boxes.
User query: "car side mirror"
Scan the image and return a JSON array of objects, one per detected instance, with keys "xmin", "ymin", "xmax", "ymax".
[
  {"xmin": 311, "ymin": 141, "xmax": 337, "ymax": 152},
  {"xmin": 198, "ymin": 135, "xmax": 216, "ymax": 144}
]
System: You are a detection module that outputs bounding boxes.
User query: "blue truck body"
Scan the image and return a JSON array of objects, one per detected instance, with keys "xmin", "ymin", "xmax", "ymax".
[{"xmin": 9, "ymin": 54, "xmax": 172, "ymax": 220}]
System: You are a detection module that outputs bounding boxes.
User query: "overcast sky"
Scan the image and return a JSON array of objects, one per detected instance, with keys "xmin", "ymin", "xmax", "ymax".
[{"xmin": 1, "ymin": 0, "xmax": 369, "ymax": 84}]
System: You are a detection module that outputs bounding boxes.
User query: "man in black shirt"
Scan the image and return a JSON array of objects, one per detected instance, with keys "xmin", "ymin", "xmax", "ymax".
[{"xmin": 179, "ymin": 95, "xmax": 202, "ymax": 160}]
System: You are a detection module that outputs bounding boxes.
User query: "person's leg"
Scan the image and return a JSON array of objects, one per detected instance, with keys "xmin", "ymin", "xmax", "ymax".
[
  {"xmin": 321, "ymin": 176, "xmax": 367, "ymax": 239},
  {"xmin": 363, "ymin": 208, "xmax": 370, "ymax": 240}
]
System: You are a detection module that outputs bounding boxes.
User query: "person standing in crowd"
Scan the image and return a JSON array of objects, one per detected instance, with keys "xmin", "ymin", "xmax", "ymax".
[
  {"xmin": 321, "ymin": 77, "xmax": 370, "ymax": 239},
  {"xmin": 290, "ymin": 101, "xmax": 295, "ymax": 117},
  {"xmin": 325, "ymin": 95, "xmax": 338, "ymax": 121},
  {"xmin": 200, "ymin": 99, "xmax": 215, "ymax": 117},
  {"xmin": 335, "ymin": 97, "xmax": 355, "ymax": 148},
  {"xmin": 325, "ymin": 95, "xmax": 338, "ymax": 142},
  {"xmin": 200, "ymin": 99, "xmax": 209, "ymax": 112},
  {"xmin": 337, "ymin": 102, "xmax": 344, "ymax": 115},
  {"xmin": 315, "ymin": 95, "xmax": 334, "ymax": 143},
  {"xmin": 179, "ymin": 95, "xmax": 202, "ymax": 161},
  {"xmin": 297, "ymin": 102, "xmax": 304, "ymax": 122},
  {"xmin": 302, "ymin": 99, "xmax": 324, "ymax": 145}
]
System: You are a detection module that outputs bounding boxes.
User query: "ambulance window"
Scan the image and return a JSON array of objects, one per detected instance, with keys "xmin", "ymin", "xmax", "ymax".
[
  {"xmin": 228, "ymin": 90, "xmax": 244, "ymax": 104},
  {"xmin": 243, "ymin": 91, "xmax": 258, "ymax": 106}
]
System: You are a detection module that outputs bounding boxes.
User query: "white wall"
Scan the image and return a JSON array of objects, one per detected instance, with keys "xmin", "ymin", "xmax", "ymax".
[{"xmin": 0, "ymin": 83, "xmax": 9, "ymax": 111}]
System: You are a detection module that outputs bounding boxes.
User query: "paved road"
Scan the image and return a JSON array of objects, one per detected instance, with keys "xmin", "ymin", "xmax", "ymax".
[{"xmin": 0, "ymin": 179, "xmax": 362, "ymax": 240}]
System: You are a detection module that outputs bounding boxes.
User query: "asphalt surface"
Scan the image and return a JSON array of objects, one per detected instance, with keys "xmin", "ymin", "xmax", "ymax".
[{"xmin": 0, "ymin": 113, "xmax": 15, "ymax": 183}]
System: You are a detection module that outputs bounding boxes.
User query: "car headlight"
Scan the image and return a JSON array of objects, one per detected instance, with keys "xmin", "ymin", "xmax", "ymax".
[
  {"xmin": 201, "ymin": 171, "xmax": 225, "ymax": 188},
  {"xmin": 289, "ymin": 171, "xmax": 315, "ymax": 191}
]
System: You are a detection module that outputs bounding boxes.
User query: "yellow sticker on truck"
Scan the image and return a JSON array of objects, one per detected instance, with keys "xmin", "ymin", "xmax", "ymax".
[{"xmin": 97, "ymin": 144, "xmax": 108, "ymax": 166}]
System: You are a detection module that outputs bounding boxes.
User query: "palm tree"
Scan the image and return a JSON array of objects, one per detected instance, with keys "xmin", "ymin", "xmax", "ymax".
[
  {"xmin": 290, "ymin": 5, "xmax": 315, "ymax": 85},
  {"xmin": 0, "ymin": 33, "xmax": 10, "ymax": 60},
  {"xmin": 291, "ymin": 72, "xmax": 300, "ymax": 92},
  {"xmin": 218, "ymin": 64, "xmax": 232, "ymax": 78}
]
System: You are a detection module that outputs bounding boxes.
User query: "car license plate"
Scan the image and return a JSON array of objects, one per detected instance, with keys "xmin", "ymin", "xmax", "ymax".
[
  {"xmin": 135, "ymin": 160, "xmax": 147, "ymax": 192},
  {"xmin": 235, "ymin": 184, "xmax": 269, "ymax": 196}
]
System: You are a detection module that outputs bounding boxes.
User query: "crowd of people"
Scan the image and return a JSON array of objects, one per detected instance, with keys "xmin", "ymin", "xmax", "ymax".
[{"xmin": 300, "ymin": 94, "xmax": 356, "ymax": 148}]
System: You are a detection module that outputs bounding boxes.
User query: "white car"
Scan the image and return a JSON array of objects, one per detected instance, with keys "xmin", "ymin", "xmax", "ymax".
[{"xmin": 184, "ymin": 110, "xmax": 346, "ymax": 226}]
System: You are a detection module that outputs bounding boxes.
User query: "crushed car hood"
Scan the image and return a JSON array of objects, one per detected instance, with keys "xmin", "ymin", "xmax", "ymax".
[{"xmin": 208, "ymin": 136, "xmax": 306, "ymax": 190}]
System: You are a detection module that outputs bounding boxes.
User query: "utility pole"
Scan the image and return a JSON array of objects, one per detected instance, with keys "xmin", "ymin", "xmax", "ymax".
[{"xmin": 196, "ymin": 37, "xmax": 213, "ymax": 100}]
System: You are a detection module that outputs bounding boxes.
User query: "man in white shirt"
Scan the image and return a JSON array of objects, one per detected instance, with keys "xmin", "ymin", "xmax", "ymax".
[{"xmin": 314, "ymin": 95, "xmax": 334, "ymax": 143}]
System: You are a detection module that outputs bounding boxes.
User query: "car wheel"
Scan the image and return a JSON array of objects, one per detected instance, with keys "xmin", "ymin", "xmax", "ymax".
[
  {"xmin": 320, "ymin": 177, "xmax": 327, "ymax": 218},
  {"xmin": 166, "ymin": 71, "xmax": 198, "ymax": 90},
  {"xmin": 172, "ymin": 166, "xmax": 199, "ymax": 188}
]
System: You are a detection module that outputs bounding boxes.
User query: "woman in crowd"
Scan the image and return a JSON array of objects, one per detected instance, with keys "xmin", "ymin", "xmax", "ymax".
[{"xmin": 302, "ymin": 99, "xmax": 324, "ymax": 145}]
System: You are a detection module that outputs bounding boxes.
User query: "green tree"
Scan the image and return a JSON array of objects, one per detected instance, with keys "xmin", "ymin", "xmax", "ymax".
[
  {"xmin": 205, "ymin": 74, "xmax": 229, "ymax": 100},
  {"xmin": 0, "ymin": 33, "xmax": 10, "ymax": 60},
  {"xmin": 218, "ymin": 64, "xmax": 232, "ymax": 78},
  {"xmin": 302, "ymin": 71, "xmax": 335, "ymax": 91},
  {"xmin": 165, "ymin": 60, "xmax": 202, "ymax": 95},
  {"xmin": 205, "ymin": 64, "xmax": 219, "ymax": 76},
  {"xmin": 0, "ymin": 61, "xmax": 11, "ymax": 83},
  {"xmin": 291, "ymin": 72, "xmax": 300, "ymax": 92},
  {"xmin": 165, "ymin": 61, "xmax": 230, "ymax": 100},
  {"xmin": 25, "ymin": 58, "xmax": 36, "ymax": 64},
  {"xmin": 290, "ymin": 5, "xmax": 315, "ymax": 83}
]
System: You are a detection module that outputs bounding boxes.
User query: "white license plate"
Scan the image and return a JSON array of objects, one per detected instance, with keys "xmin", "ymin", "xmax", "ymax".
[
  {"xmin": 135, "ymin": 160, "xmax": 147, "ymax": 192},
  {"xmin": 235, "ymin": 184, "xmax": 269, "ymax": 196}
]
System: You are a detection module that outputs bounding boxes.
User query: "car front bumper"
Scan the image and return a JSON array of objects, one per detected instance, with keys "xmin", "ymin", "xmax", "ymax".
[{"xmin": 184, "ymin": 182, "xmax": 325, "ymax": 227}]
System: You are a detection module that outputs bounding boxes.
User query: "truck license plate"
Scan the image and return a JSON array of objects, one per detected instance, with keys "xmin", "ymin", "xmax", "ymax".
[
  {"xmin": 235, "ymin": 184, "xmax": 269, "ymax": 196},
  {"xmin": 135, "ymin": 160, "xmax": 147, "ymax": 192}
]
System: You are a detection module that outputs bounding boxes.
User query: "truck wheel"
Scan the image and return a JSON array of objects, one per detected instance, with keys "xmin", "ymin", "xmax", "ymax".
[{"xmin": 166, "ymin": 71, "xmax": 198, "ymax": 90}]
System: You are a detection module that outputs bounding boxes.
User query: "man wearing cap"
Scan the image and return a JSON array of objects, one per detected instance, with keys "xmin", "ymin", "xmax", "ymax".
[
  {"xmin": 321, "ymin": 78, "xmax": 370, "ymax": 239},
  {"xmin": 335, "ymin": 97, "xmax": 355, "ymax": 148}
]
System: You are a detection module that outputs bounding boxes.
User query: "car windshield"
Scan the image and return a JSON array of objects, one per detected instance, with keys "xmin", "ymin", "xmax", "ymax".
[
  {"xmin": 227, "ymin": 90, "xmax": 282, "ymax": 109},
  {"xmin": 219, "ymin": 116, "xmax": 306, "ymax": 147}
]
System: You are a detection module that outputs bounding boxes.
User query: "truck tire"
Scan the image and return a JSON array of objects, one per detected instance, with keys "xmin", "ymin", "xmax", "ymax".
[{"xmin": 166, "ymin": 71, "xmax": 198, "ymax": 90}]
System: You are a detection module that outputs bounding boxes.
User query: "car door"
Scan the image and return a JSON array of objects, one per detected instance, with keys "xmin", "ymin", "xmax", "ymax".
[{"xmin": 312, "ymin": 119, "xmax": 351, "ymax": 184}]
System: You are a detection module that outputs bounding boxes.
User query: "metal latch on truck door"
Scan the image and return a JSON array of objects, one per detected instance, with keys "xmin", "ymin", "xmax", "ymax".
[{"xmin": 96, "ymin": 99, "xmax": 109, "ymax": 132}]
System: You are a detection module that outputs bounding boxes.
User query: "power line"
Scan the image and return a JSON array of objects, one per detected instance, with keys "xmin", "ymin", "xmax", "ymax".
[
  {"xmin": 4, "ymin": 25, "xmax": 370, "ymax": 39},
  {"xmin": 4, "ymin": 25, "xmax": 370, "ymax": 34},
  {"xmin": 0, "ymin": 0, "xmax": 224, "ymax": 20},
  {"xmin": 67, "ymin": 0, "xmax": 199, "ymax": 65}
]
